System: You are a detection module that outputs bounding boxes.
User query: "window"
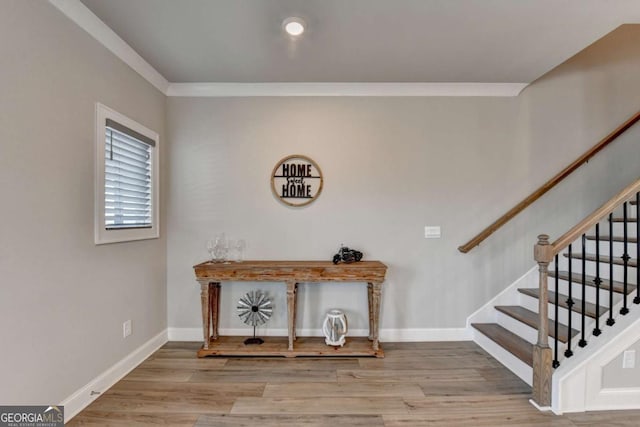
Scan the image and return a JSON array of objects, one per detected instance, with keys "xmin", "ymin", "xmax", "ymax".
[{"xmin": 95, "ymin": 103, "xmax": 159, "ymax": 244}]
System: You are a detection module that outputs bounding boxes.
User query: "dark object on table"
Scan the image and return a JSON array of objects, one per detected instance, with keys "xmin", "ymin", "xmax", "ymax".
[{"xmin": 332, "ymin": 245, "xmax": 363, "ymax": 264}]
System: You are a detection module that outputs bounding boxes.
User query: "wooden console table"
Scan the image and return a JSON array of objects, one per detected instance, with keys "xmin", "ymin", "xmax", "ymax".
[{"xmin": 193, "ymin": 260, "xmax": 387, "ymax": 358}]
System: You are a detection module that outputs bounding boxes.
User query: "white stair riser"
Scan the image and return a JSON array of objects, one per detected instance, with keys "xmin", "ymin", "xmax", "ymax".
[
  {"xmin": 472, "ymin": 329, "xmax": 532, "ymax": 386},
  {"xmin": 549, "ymin": 250, "xmax": 637, "ymax": 285},
  {"xmin": 495, "ymin": 311, "xmax": 538, "ymax": 345},
  {"xmin": 517, "ymin": 292, "xmax": 621, "ymax": 349},
  {"xmin": 519, "ymin": 292, "xmax": 598, "ymax": 330},
  {"xmin": 551, "ymin": 279, "xmax": 625, "ymax": 305},
  {"xmin": 585, "ymin": 240, "xmax": 638, "ymax": 258},
  {"xmin": 502, "ymin": 298, "xmax": 609, "ymax": 366},
  {"xmin": 493, "ymin": 311, "xmax": 577, "ymax": 366},
  {"xmin": 612, "ymin": 201, "xmax": 638, "ymax": 211},
  {"xmin": 565, "ymin": 259, "xmax": 637, "ymax": 284},
  {"xmin": 610, "ymin": 222, "xmax": 638, "ymax": 237}
]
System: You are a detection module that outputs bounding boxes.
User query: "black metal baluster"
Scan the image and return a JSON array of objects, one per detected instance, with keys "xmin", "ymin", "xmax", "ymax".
[
  {"xmin": 579, "ymin": 235, "xmax": 587, "ymax": 347},
  {"xmin": 593, "ymin": 223, "xmax": 602, "ymax": 336},
  {"xmin": 621, "ymin": 202, "xmax": 630, "ymax": 315},
  {"xmin": 565, "ymin": 244, "xmax": 574, "ymax": 358},
  {"xmin": 553, "ymin": 254, "xmax": 560, "ymax": 368},
  {"xmin": 636, "ymin": 192, "xmax": 640, "ymax": 305},
  {"xmin": 607, "ymin": 212, "xmax": 615, "ymax": 326}
]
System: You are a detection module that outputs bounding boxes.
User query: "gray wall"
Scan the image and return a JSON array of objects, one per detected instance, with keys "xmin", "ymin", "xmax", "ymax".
[
  {"xmin": 3, "ymin": 0, "xmax": 640, "ymax": 404},
  {"xmin": 603, "ymin": 338, "xmax": 640, "ymax": 389},
  {"xmin": 167, "ymin": 97, "xmax": 520, "ymax": 332},
  {"xmin": 166, "ymin": 25, "xmax": 640, "ymax": 335},
  {"xmin": 0, "ymin": 1, "xmax": 166, "ymax": 404}
]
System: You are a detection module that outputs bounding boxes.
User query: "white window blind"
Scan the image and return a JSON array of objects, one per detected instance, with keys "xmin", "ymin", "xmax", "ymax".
[{"xmin": 104, "ymin": 119, "xmax": 154, "ymax": 230}]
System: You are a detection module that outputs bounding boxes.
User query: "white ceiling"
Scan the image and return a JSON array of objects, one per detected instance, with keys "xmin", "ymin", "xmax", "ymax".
[{"xmin": 78, "ymin": 0, "xmax": 640, "ymax": 85}]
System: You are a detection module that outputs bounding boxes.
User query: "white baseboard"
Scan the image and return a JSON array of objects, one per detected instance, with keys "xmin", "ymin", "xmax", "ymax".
[
  {"xmin": 379, "ymin": 328, "xmax": 471, "ymax": 341},
  {"xmin": 529, "ymin": 398, "xmax": 552, "ymax": 412},
  {"xmin": 168, "ymin": 327, "xmax": 471, "ymax": 342},
  {"xmin": 61, "ymin": 329, "xmax": 168, "ymax": 423},
  {"xmin": 588, "ymin": 387, "xmax": 640, "ymax": 411}
]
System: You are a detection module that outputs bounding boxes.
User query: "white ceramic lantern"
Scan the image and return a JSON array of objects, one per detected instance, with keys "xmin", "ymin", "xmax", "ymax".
[{"xmin": 322, "ymin": 309, "xmax": 348, "ymax": 347}]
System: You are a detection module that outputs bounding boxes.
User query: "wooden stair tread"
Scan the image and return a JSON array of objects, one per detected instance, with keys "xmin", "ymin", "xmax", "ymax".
[
  {"xmin": 549, "ymin": 271, "xmax": 635, "ymax": 294},
  {"xmin": 585, "ymin": 235, "xmax": 638, "ymax": 244},
  {"xmin": 518, "ymin": 288, "xmax": 608, "ymax": 319},
  {"xmin": 563, "ymin": 252, "xmax": 638, "ymax": 268},
  {"xmin": 495, "ymin": 306, "xmax": 578, "ymax": 343},
  {"xmin": 472, "ymin": 323, "xmax": 533, "ymax": 366},
  {"xmin": 610, "ymin": 217, "xmax": 639, "ymax": 222}
]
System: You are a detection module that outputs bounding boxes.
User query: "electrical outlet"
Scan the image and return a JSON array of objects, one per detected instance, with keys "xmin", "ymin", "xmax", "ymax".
[
  {"xmin": 123, "ymin": 320, "xmax": 132, "ymax": 338},
  {"xmin": 623, "ymin": 349, "xmax": 636, "ymax": 369}
]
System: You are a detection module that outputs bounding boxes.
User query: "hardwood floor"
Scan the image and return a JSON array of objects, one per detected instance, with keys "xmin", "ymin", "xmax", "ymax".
[{"xmin": 69, "ymin": 341, "xmax": 640, "ymax": 426}]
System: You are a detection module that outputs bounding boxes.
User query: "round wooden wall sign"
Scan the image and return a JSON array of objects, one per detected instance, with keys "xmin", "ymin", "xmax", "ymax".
[{"xmin": 271, "ymin": 155, "xmax": 323, "ymax": 207}]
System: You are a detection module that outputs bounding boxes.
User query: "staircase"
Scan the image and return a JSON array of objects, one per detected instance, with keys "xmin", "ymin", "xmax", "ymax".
[{"xmin": 469, "ymin": 181, "xmax": 640, "ymax": 409}]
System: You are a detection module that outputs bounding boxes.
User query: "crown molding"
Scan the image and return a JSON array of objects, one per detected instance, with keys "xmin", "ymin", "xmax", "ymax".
[
  {"xmin": 48, "ymin": 0, "xmax": 170, "ymax": 94},
  {"xmin": 48, "ymin": 0, "xmax": 527, "ymax": 98},
  {"xmin": 166, "ymin": 82, "xmax": 528, "ymax": 97}
]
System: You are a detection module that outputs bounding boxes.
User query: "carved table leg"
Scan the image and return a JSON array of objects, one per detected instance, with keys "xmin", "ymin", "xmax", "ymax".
[
  {"xmin": 286, "ymin": 281, "xmax": 297, "ymax": 351},
  {"xmin": 293, "ymin": 283, "xmax": 298, "ymax": 341},
  {"xmin": 367, "ymin": 283, "xmax": 374, "ymax": 341},
  {"xmin": 370, "ymin": 281, "xmax": 382, "ymax": 351},
  {"xmin": 200, "ymin": 282, "xmax": 211, "ymax": 350},
  {"xmin": 215, "ymin": 283, "xmax": 221, "ymax": 339},
  {"xmin": 209, "ymin": 282, "xmax": 220, "ymax": 340}
]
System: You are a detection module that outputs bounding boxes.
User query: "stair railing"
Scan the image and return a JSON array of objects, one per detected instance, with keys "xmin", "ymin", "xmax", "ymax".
[
  {"xmin": 532, "ymin": 177, "xmax": 640, "ymax": 407},
  {"xmin": 459, "ymin": 111, "xmax": 640, "ymax": 253}
]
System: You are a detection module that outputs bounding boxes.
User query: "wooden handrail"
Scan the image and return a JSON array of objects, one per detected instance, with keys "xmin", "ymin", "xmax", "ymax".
[
  {"xmin": 550, "ymin": 177, "xmax": 640, "ymax": 257},
  {"xmin": 458, "ymin": 110, "xmax": 640, "ymax": 253}
]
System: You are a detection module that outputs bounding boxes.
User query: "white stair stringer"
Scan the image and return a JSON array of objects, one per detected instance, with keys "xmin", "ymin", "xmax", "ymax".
[
  {"xmin": 467, "ymin": 265, "xmax": 537, "ymax": 385},
  {"xmin": 552, "ymin": 303, "xmax": 640, "ymax": 414}
]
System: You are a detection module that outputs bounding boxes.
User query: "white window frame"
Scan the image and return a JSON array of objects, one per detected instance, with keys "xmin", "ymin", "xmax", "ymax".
[{"xmin": 95, "ymin": 103, "xmax": 159, "ymax": 244}]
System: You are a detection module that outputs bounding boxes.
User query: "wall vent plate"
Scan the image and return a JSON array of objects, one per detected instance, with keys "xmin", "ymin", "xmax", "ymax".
[
  {"xmin": 123, "ymin": 320, "xmax": 132, "ymax": 338},
  {"xmin": 424, "ymin": 226, "xmax": 441, "ymax": 239}
]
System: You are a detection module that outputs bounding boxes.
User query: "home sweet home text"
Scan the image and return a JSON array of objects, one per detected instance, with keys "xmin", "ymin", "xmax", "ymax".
[{"xmin": 281, "ymin": 162, "xmax": 312, "ymax": 198}]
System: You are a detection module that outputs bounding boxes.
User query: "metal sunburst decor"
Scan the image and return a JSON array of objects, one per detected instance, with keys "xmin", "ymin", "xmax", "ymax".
[{"xmin": 237, "ymin": 290, "xmax": 273, "ymax": 345}]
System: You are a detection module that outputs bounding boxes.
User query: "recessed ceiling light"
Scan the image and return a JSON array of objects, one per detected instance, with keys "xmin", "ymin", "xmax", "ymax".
[{"xmin": 283, "ymin": 17, "xmax": 305, "ymax": 37}]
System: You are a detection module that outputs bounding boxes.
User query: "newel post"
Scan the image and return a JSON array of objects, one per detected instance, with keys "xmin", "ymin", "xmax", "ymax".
[{"xmin": 532, "ymin": 234, "xmax": 553, "ymax": 408}]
